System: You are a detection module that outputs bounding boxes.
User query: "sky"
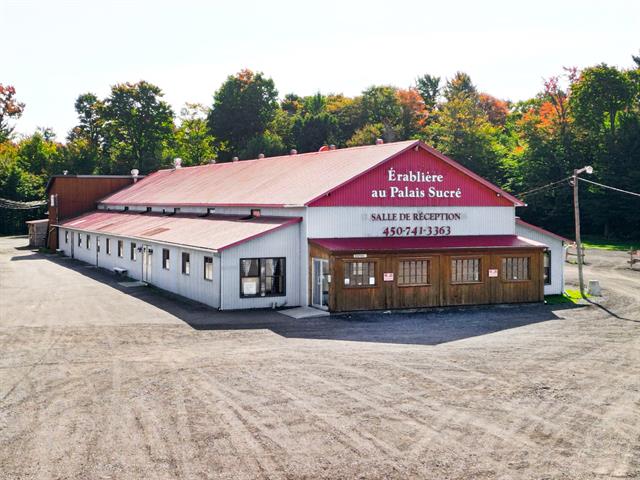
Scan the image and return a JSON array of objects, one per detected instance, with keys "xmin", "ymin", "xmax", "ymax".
[{"xmin": 4, "ymin": 0, "xmax": 639, "ymax": 139}]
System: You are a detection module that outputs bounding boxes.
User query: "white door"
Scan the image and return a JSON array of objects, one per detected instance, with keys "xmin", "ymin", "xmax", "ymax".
[
  {"xmin": 143, "ymin": 245, "xmax": 153, "ymax": 283},
  {"xmin": 312, "ymin": 258, "xmax": 329, "ymax": 310}
]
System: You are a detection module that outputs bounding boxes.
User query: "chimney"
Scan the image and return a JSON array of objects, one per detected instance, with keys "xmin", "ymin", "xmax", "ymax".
[
  {"xmin": 232, "ymin": 156, "xmax": 239, "ymax": 162},
  {"xmin": 329, "ymin": 144, "xmax": 336, "ymax": 150},
  {"xmin": 290, "ymin": 149, "xmax": 298, "ymax": 155},
  {"xmin": 375, "ymin": 138, "xmax": 384, "ymax": 145},
  {"xmin": 258, "ymin": 153, "xmax": 265, "ymax": 159}
]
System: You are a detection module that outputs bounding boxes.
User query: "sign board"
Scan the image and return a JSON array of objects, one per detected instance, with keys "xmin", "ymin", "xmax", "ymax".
[
  {"xmin": 383, "ymin": 272, "xmax": 394, "ymax": 282},
  {"xmin": 353, "ymin": 253, "xmax": 368, "ymax": 258},
  {"xmin": 488, "ymin": 269, "xmax": 498, "ymax": 278}
]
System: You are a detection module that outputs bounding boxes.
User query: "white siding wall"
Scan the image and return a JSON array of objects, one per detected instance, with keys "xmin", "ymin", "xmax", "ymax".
[
  {"xmin": 221, "ymin": 223, "xmax": 301, "ymax": 310},
  {"xmin": 306, "ymin": 206, "xmax": 515, "ymax": 238},
  {"xmin": 58, "ymin": 228, "xmax": 220, "ymax": 308},
  {"xmin": 515, "ymin": 224, "xmax": 565, "ymax": 295}
]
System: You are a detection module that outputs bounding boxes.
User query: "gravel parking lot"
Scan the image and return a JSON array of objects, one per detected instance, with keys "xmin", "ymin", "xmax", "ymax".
[{"xmin": 1, "ymin": 236, "xmax": 639, "ymax": 479}]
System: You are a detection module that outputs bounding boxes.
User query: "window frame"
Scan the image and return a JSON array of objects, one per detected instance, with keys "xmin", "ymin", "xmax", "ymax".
[
  {"xmin": 130, "ymin": 242, "xmax": 137, "ymax": 261},
  {"xmin": 239, "ymin": 257, "xmax": 286, "ymax": 298},
  {"xmin": 343, "ymin": 260, "xmax": 378, "ymax": 288},
  {"xmin": 106, "ymin": 238, "xmax": 111, "ymax": 255},
  {"xmin": 181, "ymin": 252, "xmax": 190, "ymax": 275},
  {"xmin": 450, "ymin": 256, "xmax": 482, "ymax": 285},
  {"xmin": 117, "ymin": 240, "xmax": 123, "ymax": 258},
  {"xmin": 162, "ymin": 248, "xmax": 170, "ymax": 270},
  {"xmin": 64, "ymin": 231, "xmax": 69, "ymax": 244},
  {"xmin": 543, "ymin": 250, "xmax": 552, "ymax": 285},
  {"xmin": 77, "ymin": 233, "xmax": 82, "ymax": 247},
  {"xmin": 501, "ymin": 256, "xmax": 531, "ymax": 283},
  {"xmin": 204, "ymin": 256, "xmax": 213, "ymax": 281},
  {"xmin": 397, "ymin": 257, "xmax": 432, "ymax": 287},
  {"xmin": 86, "ymin": 234, "xmax": 91, "ymax": 249}
]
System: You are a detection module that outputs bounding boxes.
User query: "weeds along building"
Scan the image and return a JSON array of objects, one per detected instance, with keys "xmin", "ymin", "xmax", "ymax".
[{"xmin": 55, "ymin": 140, "xmax": 566, "ymax": 312}]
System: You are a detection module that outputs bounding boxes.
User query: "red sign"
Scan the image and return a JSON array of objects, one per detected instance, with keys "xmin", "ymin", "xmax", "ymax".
[
  {"xmin": 383, "ymin": 272, "xmax": 394, "ymax": 282},
  {"xmin": 310, "ymin": 147, "xmax": 513, "ymax": 207}
]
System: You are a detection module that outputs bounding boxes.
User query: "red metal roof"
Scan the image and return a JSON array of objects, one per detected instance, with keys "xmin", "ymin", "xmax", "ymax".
[
  {"xmin": 516, "ymin": 218, "xmax": 571, "ymax": 243},
  {"xmin": 309, "ymin": 235, "xmax": 547, "ymax": 252},
  {"xmin": 58, "ymin": 211, "xmax": 301, "ymax": 251},
  {"xmin": 99, "ymin": 140, "xmax": 523, "ymax": 207}
]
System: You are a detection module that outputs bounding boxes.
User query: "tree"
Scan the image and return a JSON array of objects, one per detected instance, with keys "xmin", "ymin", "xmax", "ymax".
[
  {"xmin": 570, "ymin": 64, "xmax": 634, "ymax": 139},
  {"xmin": 173, "ymin": 103, "xmax": 217, "ymax": 166},
  {"xmin": 101, "ymin": 81, "xmax": 174, "ymax": 173},
  {"xmin": 207, "ymin": 69, "xmax": 279, "ymax": 160},
  {"xmin": 444, "ymin": 72, "xmax": 477, "ymax": 101},
  {"xmin": 396, "ymin": 88, "xmax": 428, "ymax": 138},
  {"xmin": 0, "ymin": 84, "xmax": 25, "ymax": 142},
  {"xmin": 66, "ymin": 93, "xmax": 105, "ymax": 173},
  {"xmin": 361, "ymin": 86, "xmax": 402, "ymax": 142},
  {"xmin": 326, "ymin": 94, "xmax": 365, "ymax": 146},
  {"xmin": 416, "ymin": 74, "xmax": 441, "ymax": 111}
]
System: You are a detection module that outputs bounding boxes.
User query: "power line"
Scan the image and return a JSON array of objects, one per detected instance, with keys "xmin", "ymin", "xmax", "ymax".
[
  {"xmin": 578, "ymin": 177, "xmax": 640, "ymax": 198},
  {"xmin": 517, "ymin": 176, "xmax": 572, "ymax": 197}
]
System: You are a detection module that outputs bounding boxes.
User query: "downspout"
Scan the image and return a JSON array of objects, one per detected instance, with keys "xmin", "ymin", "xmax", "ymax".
[{"xmin": 218, "ymin": 250, "xmax": 223, "ymax": 310}]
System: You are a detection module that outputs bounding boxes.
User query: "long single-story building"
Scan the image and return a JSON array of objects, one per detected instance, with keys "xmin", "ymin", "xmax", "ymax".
[{"xmin": 55, "ymin": 140, "xmax": 567, "ymax": 312}]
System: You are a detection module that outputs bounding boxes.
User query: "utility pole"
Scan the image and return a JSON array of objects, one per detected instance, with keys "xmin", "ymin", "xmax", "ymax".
[{"xmin": 572, "ymin": 166, "xmax": 593, "ymax": 298}]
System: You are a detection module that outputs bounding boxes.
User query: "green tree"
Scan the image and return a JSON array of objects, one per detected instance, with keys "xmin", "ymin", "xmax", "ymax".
[
  {"xmin": 101, "ymin": 81, "xmax": 174, "ymax": 174},
  {"xmin": 416, "ymin": 74, "xmax": 441, "ymax": 111},
  {"xmin": 67, "ymin": 92, "xmax": 104, "ymax": 173},
  {"xmin": 361, "ymin": 86, "xmax": 402, "ymax": 141},
  {"xmin": 0, "ymin": 84, "xmax": 25, "ymax": 142},
  {"xmin": 207, "ymin": 69, "xmax": 279, "ymax": 160},
  {"xmin": 173, "ymin": 103, "xmax": 217, "ymax": 166}
]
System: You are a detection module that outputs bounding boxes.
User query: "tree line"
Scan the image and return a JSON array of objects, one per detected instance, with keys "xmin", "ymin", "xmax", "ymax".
[{"xmin": 1, "ymin": 56, "xmax": 639, "ymax": 238}]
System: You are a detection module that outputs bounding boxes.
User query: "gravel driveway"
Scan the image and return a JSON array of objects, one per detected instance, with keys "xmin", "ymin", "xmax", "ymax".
[{"xmin": 1, "ymin": 236, "xmax": 638, "ymax": 479}]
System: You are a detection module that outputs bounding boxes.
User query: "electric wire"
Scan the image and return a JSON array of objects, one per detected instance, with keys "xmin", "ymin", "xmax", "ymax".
[
  {"xmin": 517, "ymin": 176, "xmax": 572, "ymax": 198},
  {"xmin": 578, "ymin": 177, "xmax": 640, "ymax": 198}
]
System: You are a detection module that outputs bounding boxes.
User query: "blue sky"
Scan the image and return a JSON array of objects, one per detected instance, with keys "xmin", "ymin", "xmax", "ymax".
[{"xmin": 4, "ymin": 0, "xmax": 639, "ymax": 138}]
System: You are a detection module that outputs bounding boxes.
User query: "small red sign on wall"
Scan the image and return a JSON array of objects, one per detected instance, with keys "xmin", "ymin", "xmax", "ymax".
[
  {"xmin": 488, "ymin": 269, "xmax": 498, "ymax": 278},
  {"xmin": 383, "ymin": 272, "xmax": 394, "ymax": 282}
]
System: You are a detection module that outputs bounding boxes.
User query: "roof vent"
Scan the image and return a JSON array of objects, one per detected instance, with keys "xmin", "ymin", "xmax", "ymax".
[
  {"xmin": 375, "ymin": 138, "xmax": 384, "ymax": 145},
  {"xmin": 318, "ymin": 145, "xmax": 330, "ymax": 152},
  {"xmin": 208, "ymin": 158, "xmax": 216, "ymax": 164},
  {"xmin": 329, "ymin": 144, "xmax": 336, "ymax": 150},
  {"xmin": 290, "ymin": 149, "xmax": 297, "ymax": 155},
  {"xmin": 63, "ymin": 170, "xmax": 68, "ymax": 175},
  {"xmin": 232, "ymin": 156, "xmax": 239, "ymax": 162},
  {"xmin": 173, "ymin": 158, "xmax": 182, "ymax": 169},
  {"xmin": 130, "ymin": 168, "xmax": 139, "ymax": 183},
  {"xmin": 258, "ymin": 153, "xmax": 265, "ymax": 159}
]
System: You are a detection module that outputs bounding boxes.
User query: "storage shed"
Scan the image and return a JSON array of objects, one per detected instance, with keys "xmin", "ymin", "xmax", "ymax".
[{"xmin": 55, "ymin": 140, "xmax": 566, "ymax": 312}]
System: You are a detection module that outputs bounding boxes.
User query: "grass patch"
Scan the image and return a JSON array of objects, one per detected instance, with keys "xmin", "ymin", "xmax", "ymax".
[
  {"xmin": 545, "ymin": 289, "xmax": 591, "ymax": 305},
  {"xmin": 581, "ymin": 236, "xmax": 639, "ymax": 252}
]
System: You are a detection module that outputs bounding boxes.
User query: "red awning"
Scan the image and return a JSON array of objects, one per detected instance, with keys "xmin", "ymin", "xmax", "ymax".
[{"xmin": 309, "ymin": 235, "xmax": 547, "ymax": 252}]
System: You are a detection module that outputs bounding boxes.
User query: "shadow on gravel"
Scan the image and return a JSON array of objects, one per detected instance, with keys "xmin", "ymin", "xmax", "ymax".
[
  {"xmin": 24, "ymin": 250, "xmax": 582, "ymax": 346},
  {"xmin": 586, "ymin": 298, "xmax": 639, "ymax": 323}
]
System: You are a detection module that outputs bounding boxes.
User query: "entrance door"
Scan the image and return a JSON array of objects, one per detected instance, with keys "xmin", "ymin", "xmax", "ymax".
[
  {"xmin": 312, "ymin": 258, "xmax": 329, "ymax": 310},
  {"xmin": 142, "ymin": 245, "xmax": 153, "ymax": 283}
]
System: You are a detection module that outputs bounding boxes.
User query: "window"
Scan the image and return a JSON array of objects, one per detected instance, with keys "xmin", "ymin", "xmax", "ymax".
[
  {"xmin": 130, "ymin": 242, "xmax": 137, "ymax": 261},
  {"xmin": 106, "ymin": 238, "xmax": 111, "ymax": 255},
  {"xmin": 502, "ymin": 257, "xmax": 530, "ymax": 281},
  {"xmin": 117, "ymin": 240, "xmax": 123, "ymax": 258},
  {"xmin": 162, "ymin": 249, "xmax": 170, "ymax": 269},
  {"xmin": 544, "ymin": 251, "xmax": 551, "ymax": 285},
  {"xmin": 86, "ymin": 234, "xmax": 91, "ymax": 249},
  {"xmin": 181, "ymin": 252, "xmax": 190, "ymax": 275},
  {"xmin": 451, "ymin": 258, "xmax": 481, "ymax": 283},
  {"xmin": 240, "ymin": 258, "xmax": 285, "ymax": 297},
  {"xmin": 78, "ymin": 233, "xmax": 82, "ymax": 247},
  {"xmin": 65, "ymin": 231, "xmax": 69, "ymax": 244},
  {"xmin": 398, "ymin": 259, "xmax": 431, "ymax": 286},
  {"xmin": 251, "ymin": 208, "xmax": 261, "ymax": 218},
  {"xmin": 344, "ymin": 261, "xmax": 376, "ymax": 287},
  {"xmin": 204, "ymin": 256, "xmax": 213, "ymax": 281}
]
